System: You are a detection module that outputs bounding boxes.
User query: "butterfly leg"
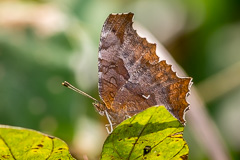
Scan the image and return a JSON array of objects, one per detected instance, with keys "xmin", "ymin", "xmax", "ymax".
[
  {"xmin": 104, "ymin": 110, "xmax": 113, "ymax": 134},
  {"xmin": 105, "ymin": 124, "xmax": 112, "ymax": 134}
]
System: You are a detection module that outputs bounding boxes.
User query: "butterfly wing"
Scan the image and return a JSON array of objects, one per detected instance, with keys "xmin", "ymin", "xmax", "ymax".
[{"xmin": 98, "ymin": 13, "xmax": 191, "ymax": 124}]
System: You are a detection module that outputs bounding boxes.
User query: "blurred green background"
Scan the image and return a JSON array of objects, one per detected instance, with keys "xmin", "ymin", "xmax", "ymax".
[{"xmin": 0, "ymin": 0, "xmax": 239, "ymax": 159}]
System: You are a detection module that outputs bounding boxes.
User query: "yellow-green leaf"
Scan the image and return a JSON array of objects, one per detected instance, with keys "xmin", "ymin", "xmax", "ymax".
[
  {"xmin": 0, "ymin": 125, "xmax": 75, "ymax": 160},
  {"xmin": 101, "ymin": 106, "xmax": 189, "ymax": 160}
]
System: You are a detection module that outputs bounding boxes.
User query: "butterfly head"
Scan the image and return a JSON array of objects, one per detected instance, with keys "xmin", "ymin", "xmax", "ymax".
[{"xmin": 92, "ymin": 101, "xmax": 107, "ymax": 116}]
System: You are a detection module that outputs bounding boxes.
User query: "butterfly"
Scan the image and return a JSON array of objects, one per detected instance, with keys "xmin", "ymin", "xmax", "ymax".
[{"xmin": 63, "ymin": 13, "xmax": 192, "ymax": 133}]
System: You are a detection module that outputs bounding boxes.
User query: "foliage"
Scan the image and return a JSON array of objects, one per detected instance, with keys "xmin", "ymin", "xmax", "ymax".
[
  {"xmin": 0, "ymin": 106, "xmax": 188, "ymax": 159},
  {"xmin": 0, "ymin": 125, "xmax": 75, "ymax": 159},
  {"xmin": 101, "ymin": 106, "xmax": 188, "ymax": 160},
  {"xmin": 0, "ymin": 0, "xmax": 239, "ymax": 159}
]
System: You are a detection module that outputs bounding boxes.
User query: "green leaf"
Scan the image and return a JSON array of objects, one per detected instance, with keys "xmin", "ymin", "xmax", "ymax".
[
  {"xmin": 0, "ymin": 125, "xmax": 75, "ymax": 160},
  {"xmin": 101, "ymin": 106, "xmax": 189, "ymax": 160}
]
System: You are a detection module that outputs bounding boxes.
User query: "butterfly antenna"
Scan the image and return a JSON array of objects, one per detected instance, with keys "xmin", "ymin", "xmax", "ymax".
[{"xmin": 62, "ymin": 81, "xmax": 99, "ymax": 102}]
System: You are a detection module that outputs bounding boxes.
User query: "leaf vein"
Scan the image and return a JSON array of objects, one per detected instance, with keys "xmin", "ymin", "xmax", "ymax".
[
  {"xmin": 170, "ymin": 142, "xmax": 187, "ymax": 159},
  {"xmin": 112, "ymin": 133, "xmax": 122, "ymax": 159},
  {"xmin": 0, "ymin": 134, "xmax": 17, "ymax": 160},
  {"xmin": 45, "ymin": 137, "xmax": 54, "ymax": 160},
  {"xmin": 128, "ymin": 107, "xmax": 157, "ymax": 159}
]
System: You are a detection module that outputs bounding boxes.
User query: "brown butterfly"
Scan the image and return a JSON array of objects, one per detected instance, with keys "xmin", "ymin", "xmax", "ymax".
[{"xmin": 63, "ymin": 13, "xmax": 192, "ymax": 133}]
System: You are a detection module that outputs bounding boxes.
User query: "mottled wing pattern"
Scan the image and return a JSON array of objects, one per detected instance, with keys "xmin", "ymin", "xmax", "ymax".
[
  {"xmin": 98, "ymin": 13, "xmax": 191, "ymax": 124},
  {"xmin": 98, "ymin": 13, "xmax": 131, "ymax": 113}
]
